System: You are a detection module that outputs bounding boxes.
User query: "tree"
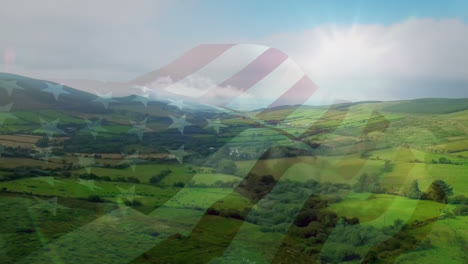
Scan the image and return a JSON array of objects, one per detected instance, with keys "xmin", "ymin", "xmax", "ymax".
[
  {"xmin": 216, "ymin": 159, "xmax": 237, "ymax": 175},
  {"xmin": 453, "ymin": 205, "xmax": 468, "ymax": 216},
  {"xmin": 393, "ymin": 218, "xmax": 404, "ymax": 228},
  {"xmin": 424, "ymin": 180, "xmax": 453, "ymax": 203},
  {"xmin": 436, "ymin": 180, "xmax": 454, "ymax": 196},
  {"xmin": 173, "ymin": 181, "xmax": 185, "ymax": 188},
  {"xmin": 381, "ymin": 160, "xmax": 394, "ymax": 172},
  {"xmin": 438, "ymin": 157, "xmax": 452, "ymax": 164},
  {"xmin": 87, "ymin": 195, "xmax": 104, "ymax": 203},
  {"xmin": 149, "ymin": 169, "xmax": 172, "ymax": 185},
  {"xmin": 35, "ymin": 136, "xmax": 50, "ymax": 147},
  {"xmin": 449, "ymin": 195, "xmax": 468, "ymax": 204},
  {"xmin": 353, "ymin": 173, "xmax": 382, "ymax": 193},
  {"xmin": 406, "ymin": 180, "xmax": 423, "ymax": 199}
]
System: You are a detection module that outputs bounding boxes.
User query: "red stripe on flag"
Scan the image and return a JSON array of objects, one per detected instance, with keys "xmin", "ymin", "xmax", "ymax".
[
  {"xmin": 268, "ymin": 75, "xmax": 318, "ymax": 108},
  {"xmin": 255, "ymin": 76, "xmax": 319, "ymax": 124},
  {"xmin": 132, "ymin": 44, "xmax": 235, "ymax": 86},
  {"xmin": 202, "ymin": 48, "xmax": 288, "ymax": 106}
]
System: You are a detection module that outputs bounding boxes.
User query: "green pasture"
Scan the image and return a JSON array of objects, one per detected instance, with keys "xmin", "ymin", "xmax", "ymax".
[
  {"xmin": 0, "ymin": 194, "xmax": 117, "ymax": 263},
  {"xmin": 381, "ymin": 162, "xmax": 468, "ymax": 195},
  {"xmin": 330, "ymin": 193, "xmax": 451, "ymax": 228},
  {"xmin": 0, "ymin": 177, "xmax": 179, "ymax": 210},
  {"xmin": 429, "ymin": 138, "xmax": 468, "ymax": 153},
  {"xmin": 0, "ymin": 157, "xmax": 65, "ymax": 169},
  {"xmin": 396, "ymin": 216, "xmax": 468, "ymax": 264},
  {"xmin": 190, "ymin": 173, "xmax": 241, "ymax": 185},
  {"xmin": 382, "ymin": 98, "xmax": 468, "ymax": 114},
  {"xmin": 73, "ymin": 164, "xmax": 194, "ymax": 184}
]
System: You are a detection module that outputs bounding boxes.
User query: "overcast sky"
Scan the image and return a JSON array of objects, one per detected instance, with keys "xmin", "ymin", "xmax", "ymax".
[{"xmin": 1, "ymin": 0, "xmax": 468, "ymax": 102}]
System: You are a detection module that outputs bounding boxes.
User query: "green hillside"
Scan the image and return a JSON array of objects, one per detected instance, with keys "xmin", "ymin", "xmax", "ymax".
[
  {"xmin": 382, "ymin": 98, "xmax": 468, "ymax": 113},
  {"xmin": 0, "ymin": 73, "xmax": 467, "ymax": 264}
]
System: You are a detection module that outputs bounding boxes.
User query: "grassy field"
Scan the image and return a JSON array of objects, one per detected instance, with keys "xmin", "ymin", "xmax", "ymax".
[
  {"xmin": 381, "ymin": 163, "xmax": 468, "ymax": 195},
  {"xmin": 395, "ymin": 216, "xmax": 468, "ymax": 263},
  {"xmin": 382, "ymin": 98, "xmax": 468, "ymax": 114},
  {"xmin": 190, "ymin": 173, "xmax": 241, "ymax": 185},
  {"xmin": 72, "ymin": 164, "xmax": 196, "ymax": 184},
  {"xmin": 0, "ymin": 134, "xmax": 42, "ymax": 148},
  {"xmin": 330, "ymin": 193, "xmax": 451, "ymax": 228},
  {"xmin": 0, "ymin": 85, "xmax": 467, "ymax": 264},
  {"xmin": 429, "ymin": 138, "xmax": 468, "ymax": 153},
  {"xmin": 0, "ymin": 157, "xmax": 65, "ymax": 169}
]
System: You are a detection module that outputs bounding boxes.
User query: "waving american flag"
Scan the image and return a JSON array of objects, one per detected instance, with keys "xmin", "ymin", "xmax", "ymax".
[{"xmin": 131, "ymin": 44, "xmax": 318, "ymax": 112}]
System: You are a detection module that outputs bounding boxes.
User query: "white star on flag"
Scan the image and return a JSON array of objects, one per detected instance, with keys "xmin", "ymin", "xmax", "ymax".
[
  {"xmin": 132, "ymin": 85, "xmax": 152, "ymax": 93},
  {"xmin": 127, "ymin": 118, "xmax": 152, "ymax": 141},
  {"xmin": 93, "ymin": 92, "xmax": 118, "ymax": 109},
  {"xmin": 168, "ymin": 114, "xmax": 192, "ymax": 134},
  {"xmin": 32, "ymin": 146, "xmax": 57, "ymax": 162},
  {"xmin": 78, "ymin": 154, "xmax": 96, "ymax": 173},
  {"xmin": 117, "ymin": 185, "xmax": 143, "ymax": 204},
  {"xmin": 0, "ymin": 144, "xmax": 12, "ymax": 157},
  {"xmin": 0, "ymin": 103, "xmax": 17, "ymax": 125},
  {"xmin": 119, "ymin": 151, "xmax": 146, "ymax": 172},
  {"xmin": 78, "ymin": 179, "xmax": 101, "ymax": 191},
  {"xmin": 205, "ymin": 118, "xmax": 227, "ymax": 134},
  {"xmin": 169, "ymin": 145, "xmax": 187, "ymax": 164},
  {"xmin": 0, "ymin": 80, "xmax": 23, "ymax": 96},
  {"xmin": 80, "ymin": 119, "xmax": 108, "ymax": 139},
  {"xmin": 34, "ymin": 118, "xmax": 66, "ymax": 139},
  {"xmin": 168, "ymin": 99, "xmax": 186, "ymax": 110},
  {"xmin": 41, "ymin": 82, "xmax": 70, "ymax": 100},
  {"xmin": 31, "ymin": 197, "xmax": 69, "ymax": 216},
  {"xmin": 132, "ymin": 94, "xmax": 152, "ymax": 107},
  {"xmin": 34, "ymin": 176, "xmax": 63, "ymax": 186}
]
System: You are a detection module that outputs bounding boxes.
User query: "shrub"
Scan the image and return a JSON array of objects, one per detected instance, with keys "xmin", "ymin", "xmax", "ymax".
[
  {"xmin": 78, "ymin": 173, "xmax": 101, "ymax": 180},
  {"xmin": 343, "ymin": 216, "xmax": 360, "ymax": 225},
  {"xmin": 394, "ymin": 218, "xmax": 404, "ymax": 228},
  {"xmin": 423, "ymin": 180, "xmax": 453, "ymax": 203},
  {"xmin": 294, "ymin": 210, "xmax": 317, "ymax": 227},
  {"xmin": 100, "ymin": 176, "xmax": 111, "ymax": 181},
  {"xmin": 419, "ymin": 238, "xmax": 433, "ymax": 250},
  {"xmin": 173, "ymin": 181, "xmax": 185, "ymax": 188},
  {"xmin": 449, "ymin": 195, "xmax": 468, "ymax": 205},
  {"xmin": 406, "ymin": 180, "xmax": 422, "ymax": 199},
  {"xmin": 115, "ymin": 176, "xmax": 127, "ymax": 182},
  {"xmin": 87, "ymin": 195, "xmax": 104, "ymax": 203},
  {"xmin": 438, "ymin": 157, "xmax": 452, "ymax": 164},
  {"xmin": 35, "ymin": 136, "xmax": 49, "ymax": 147},
  {"xmin": 126, "ymin": 176, "xmax": 140, "ymax": 183},
  {"xmin": 353, "ymin": 173, "xmax": 382, "ymax": 193},
  {"xmin": 360, "ymin": 151, "xmax": 371, "ymax": 158},
  {"xmin": 381, "ymin": 160, "xmax": 394, "ymax": 172},
  {"xmin": 149, "ymin": 169, "xmax": 172, "ymax": 185},
  {"xmin": 453, "ymin": 205, "xmax": 468, "ymax": 216},
  {"xmin": 216, "ymin": 159, "xmax": 237, "ymax": 175},
  {"xmin": 149, "ymin": 175, "xmax": 162, "ymax": 184},
  {"xmin": 124, "ymin": 200, "xmax": 142, "ymax": 206},
  {"xmin": 298, "ymin": 221, "xmax": 324, "ymax": 238},
  {"xmin": 159, "ymin": 169, "xmax": 172, "ymax": 177}
]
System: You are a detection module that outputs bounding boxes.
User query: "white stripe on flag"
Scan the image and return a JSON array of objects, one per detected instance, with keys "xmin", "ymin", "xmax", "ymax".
[
  {"xmin": 226, "ymin": 58, "xmax": 304, "ymax": 111},
  {"xmin": 303, "ymin": 87, "xmax": 334, "ymax": 106},
  {"xmin": 165, "ymin": 44, "xmax": 269, "ymax": 97}
]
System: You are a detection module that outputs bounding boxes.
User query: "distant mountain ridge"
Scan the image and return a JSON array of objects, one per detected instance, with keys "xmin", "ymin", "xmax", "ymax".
[
  {"xmin": 1, "ymin": 72, "xmax": 468, "ymax": 115},
  {"xmin": 381, "ymin": 98, "xmax": 468, "ymax": 114}
]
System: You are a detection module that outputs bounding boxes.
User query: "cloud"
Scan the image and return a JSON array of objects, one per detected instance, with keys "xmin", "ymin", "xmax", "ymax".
[
  {"xmin": 0, "ymin": 0, "xmax": 171, "ymax": 80},
  {"xmin": 1, "ymin": 2, "xmax": 467, "ymax": 102},
  {"xmin": 259, "ymin": 18, "xmax": 468, "ymax": 101},
  {"xmin": 165, "ymin": 74, "xmax": 218, "ymax": 97}
]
